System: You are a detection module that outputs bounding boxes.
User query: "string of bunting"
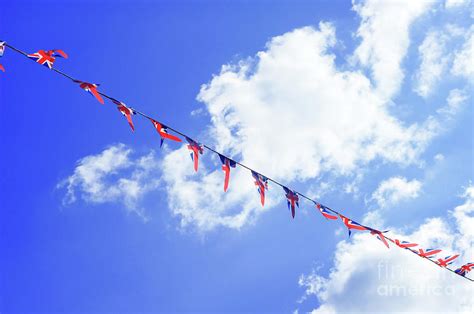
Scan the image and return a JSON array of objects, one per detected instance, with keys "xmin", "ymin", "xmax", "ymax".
[{"xmin": 1, "ymin": 40, "xmax": 472, "ymax": 282}]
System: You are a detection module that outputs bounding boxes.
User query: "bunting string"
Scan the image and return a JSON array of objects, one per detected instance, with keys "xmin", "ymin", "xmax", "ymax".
[{"xmin": 1, "ymin": 40, "xmax": 472, "ymax": 282}]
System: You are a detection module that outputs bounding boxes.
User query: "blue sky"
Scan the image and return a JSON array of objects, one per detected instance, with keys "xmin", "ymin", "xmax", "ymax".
[{"xmin": 1, "ymin": 0, "xmax": 473, "ymax": 313}]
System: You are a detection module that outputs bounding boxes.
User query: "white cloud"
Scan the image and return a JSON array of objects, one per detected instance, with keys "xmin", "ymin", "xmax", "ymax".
[
  {"xmin": 414, "ymin": 31, "xmax": 449, "ymax": 97},
  {"xmin": 370, "ymin": 176, "xmax": 422, "ymax": 209},
  {"xmin": 437, "ymin": 88, "xmax": 469, "ymax": 117},
  {"xmin": 57, "ymin": 144, "xmax": 161, "ymax": 220},
  {"xmin": 445, "ymin": 0, "xmax": 471, "ymax": 8},
  {"xmin": 299, "ymin": 184, "xmax": 474, "ymax": 313},
  {"xmin": 352, "ymin": 0, "xmax": 435, "ymax": 99},
  {"xmin": 160, "ymin": 18, "xmax": 446, "ymax": 231},
  {"xmin": 452, "ymin": 26, "xmax": 474, "ymax": 81},
  {"xmin": 159, "ymin": 0, "xmax": 474, "ymax": 231}
]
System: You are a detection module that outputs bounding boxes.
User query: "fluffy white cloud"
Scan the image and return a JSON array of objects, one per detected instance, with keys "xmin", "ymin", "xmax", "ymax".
[
  {"xmin": 160, "ymin": 0, "xmax": 472, "ymax": 231},
  {"xmin": 299, "ymin": 184, "xmax": 474, "ymax": 313},
  {"xmin": 352, "ymin": 0, "xmax": 435, "ymax": 99},
  {"xmin": 445, "ymin": 0, "xmax": 472, "ymax": 8},
  {"xmin": 414, "ymin": 31, "xmax": 449, "ymax": 97},
  {"xmin": 437, "ymin": 88, "xmax": 469, "ymax": 117},
  {"xmin": 58, "ymin": 144, "xmax": 161, "ymax": 220},
  {"xmin": 452, "ymin": 26, "xmax": 474, "ymax": 81},
  {"xmin": 370, "ymin": 176, "xmax": 422, "ymax": 208}
]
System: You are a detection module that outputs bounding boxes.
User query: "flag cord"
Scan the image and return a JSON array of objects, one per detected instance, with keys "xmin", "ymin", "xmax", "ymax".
[{"xmin": 2, "ymin": 40, "xmax": 472, "ymax": 282}]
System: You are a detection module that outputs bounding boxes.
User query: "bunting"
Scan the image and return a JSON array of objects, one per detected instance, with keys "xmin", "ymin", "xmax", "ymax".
[
  {"xmin": 113, "ymin": 100, "xmax": 136, "ymax": 131},
  {"xmin": 0, "ymin": 41, "xmax": 5, "ymax": 72},
  {"xmin": 186, "ymin": 137, "xmax": 203, "ymax": 172},
  {"xmin": 27, "ymin": 49, "xmax": 68, "ymax": 69},
  {"xmin": 74, "ymin": 80, "xmax": 104, "ymax": 104},
  {"xmin": 455, "ymin": 263, "xmax": 474, "ymax": 277},
  {"xmin": 252, "ymin": 171, "xmax": 268, "ymax": 206},
  {"xmin": 219, "ymin": 154, "xmax": 237, "ymax": 192},
  {"xmin": 2, "ymin": 40, "xmax": 473, "ymax": 282},
  {"xmin": 393, "ymin": 239, "xmax": 418, "ymax": 249},
  {"xmin": 316, "ymin": 203, "xmax": 338, "ymax": 220},
  {"xmin": 150, "ymin": 119, "xmax": 182, "ymax": 147},
  {"xmin": 283, "ymin": 187, "xmax": 299, "ymax": 219},
  {"xmin": 339, "ymin": 214, "xmax": 368, "ymax": 237}
]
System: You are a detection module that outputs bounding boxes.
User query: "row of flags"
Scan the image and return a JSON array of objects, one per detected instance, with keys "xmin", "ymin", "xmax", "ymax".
[{"xmin": 1, "ymin": 41, "xmax": 472, "ymax": 281}]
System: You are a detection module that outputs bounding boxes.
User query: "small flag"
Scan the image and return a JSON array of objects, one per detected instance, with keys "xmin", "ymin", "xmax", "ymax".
[
  {"xmin": 316, "ymin": 203, "xmax": 338, "ymax": 220},
  {"xmin": 0, "ymin": 41, "xmax": 5, "ymax": 57},
  {"xmin": 416, "ymin": 248, "xmax": 442, "ymax": 258},
  {"xmin": 113, "ymin": 100, "xmax": 136, "ymax": 131},
  {"xmin": 369, "ymin": 229, "xmax": 390, "ymax": 248},
  {"xmin": 455, "ymin": 262, "xmax": 474, "ymax": 277},
  {"xmin": 27, "ymin": 49, "xmax": 68, "ymax": 69},
  {"xmin": 283, "ymin": 186, "xmax": 299, "ymax": 219},
  {"xmin": 186, "ymin": 137, "xmax": 203, "ymax": 172},
  {"xmin": 252, "ymin": 171, "xmax": 268, "ymax": 206},
  {"xmin": 0, "ymin": 64, "xmax": 4, "ymax": 72},
  {"xmin": 394, "ymin": 239, "xmax": 418, "ymax": 249},
  {"xmin": 74, "ymin": 80, "xmax": 104, "ymax": 104},
  {"xmin": 435, "ymin": 255, "xmax": 459, "ymax": 268},
  {"xmin": 150, "ymin": 119, "xmax": 181, "ymax": 147},
  {"xmin": 219, "ymin": 154, "xmax": 236, "ymax": 192},
  {"xmin": 339, "ymin": 214, "xmax": 367, "ymax": 237}
]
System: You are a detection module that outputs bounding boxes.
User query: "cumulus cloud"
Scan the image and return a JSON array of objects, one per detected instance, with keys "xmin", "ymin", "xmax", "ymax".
[
  {"xmin": 57, "ymin": 144, "xmax": 161, "ymax": 219},
  {"xmin": 414, "ymin": 31, "xmax": 449, "ymax": 98},
  {"xmin": 370, "ymin": 176, "xmax": 422, "ymax": 208},
  {"xmin": 452, "ymin": 26, "xmax": 474, "ymax": 81},
  {"xmin": 298, "ymin": 184, "xmax": 474, "ymax": 313},
  {"xmin": 159, "ymin": 0, "xmax": 471, "ymax": 231},
  {"xmin": 352, "ymin": 0, "xmax": 435, "ymax": 99},
  {"xmin": 445, "ymin": 0, "xmax": 472, "ymax": 8}
]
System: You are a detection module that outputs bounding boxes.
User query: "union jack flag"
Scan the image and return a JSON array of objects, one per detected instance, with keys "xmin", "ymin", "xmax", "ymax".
[
  {"xmin": 455, "ymin": 262, "xmax": 474, "ymax": 277},
  {"xmin": 394, "ymin": 239, "xmax": 418, "ymax": 249},
  {"xmin": 27, "ymin": 49, "xmax": 68, "ymax": 69},
  {"xmin": 74, "ymin": 80, "xmax": 104, "ymax": 104},
  {"xmin": 283, "ymin": 186, "xmax": 299, "ymax": 219},
  {"xmin": 219, "ymin": 154, "xmax": 236, "ymax": 192},
  {"xmin": 369, "ymin": 229, "xmax": 390, "ymax": 248},
  {"xmin": 435, "ymin": 254, "xmax": 459, "ymax": 268},
  {"xmin": 186, "ymin": 137, "xmax": 203, "ymax": 172},
  {"xmin": 150, "ymin": 119, "xmax": 181, "ymax": 147},
  {"xmin": 416, "ymin": 248, "xmax": 442, "ymax": 258},
  {"xmin": 112, "ymin": 100, "xmax": 136, "ymax": 131},
  {"xmin": 316, "ymin": 203, "xmax": 338, "ymax": 220},
  {"xmin": 0, "ymin": 41, "xmax": 5, "ymax": 56},
  {"xmin": 252, "ymin": 171, "xmax": 268, "ymax": 206},
  {"xmin": 339, "ymin": 214, "xmax": 367, "ymax": 237}
]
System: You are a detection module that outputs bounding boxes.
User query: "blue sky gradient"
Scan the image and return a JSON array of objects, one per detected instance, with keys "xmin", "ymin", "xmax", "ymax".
[{"xmin": 1, "ymin": 0, "xmax": 473, "ymax": 312}]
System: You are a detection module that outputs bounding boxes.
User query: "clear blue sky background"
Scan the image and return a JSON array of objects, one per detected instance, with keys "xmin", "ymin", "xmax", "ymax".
[{"xmin": 0, "ymin": 0, "xmax": 472, "ymax": 312}]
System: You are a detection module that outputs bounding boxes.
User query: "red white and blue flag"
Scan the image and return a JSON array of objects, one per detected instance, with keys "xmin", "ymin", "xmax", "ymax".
[
  {"xmin": 455, "ymin": 262, "xmax": 474, "ymax": 277},
  {"xmin": 416, "ymin": 248, "xmax": 442, "ymax": 258},
  {"xmin": 316, "ymin": 203, "xmax": 338, "ymax": 220},
  {"xmin": 394, "ymin": 239, "xmax": 418, "ymax": 249},
  {"xmin": 252, "ymin": 171, "xmax": 268, "ymax": 206},
  {"xmin": 369, "ymin": 229, "xmax": 390, "ymax": 248},
  {"xmin": 28, "ymin": 49, "xmax": 68, "ymax": 69},
  {"xmin": 219, "ymin": 154, "xmax": 236, "ymax": 192},
  {"xmin": 0, "ymin": 42, "xmax": 4, "ymax": 72},
  {"xmin": 74, "ymin": 80, "xmax": 104, "ymax": 104},
  {"xmin": 112, "ymin": 100, "xmax": 136, "ymax": 131},
  {"xmin": 339, "ymin": 214, "xmax": 367, "ymax": 237},
  {"xmin": 150, "ymin": 119, "xmax": 182, "ymax": 147},
  {"xmin": 186, "ymin": 137, "xmax": 203, "ymax": 172},
  {"xmin": 435, "ymin": 254, "xmax": 459, "ymax": 268},
  {"xmin": 283, "ymin": 187, "xmax": 299, "ymax": 219}
]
